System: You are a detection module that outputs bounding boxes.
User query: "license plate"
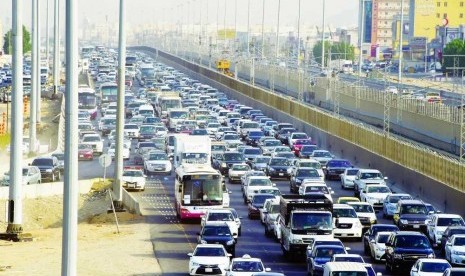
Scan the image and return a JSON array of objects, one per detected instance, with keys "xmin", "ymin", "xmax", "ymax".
[
  {"xmin": 129, "ymin": 184, "xmax": 135, "ymax": 188},
  {"xmin": 413, "ymin": 225, "xmax": 420, "ymax": 229},
  {"xmin": 279, "ymin": 173, "xmax": 284, "ymax": 176},
  {"xmin": 79, "ymin": 155, "xmax": 84, "ymax": 158},
  {"xmin": 205, "ymin": 268, "xmax": 212, "ymax": 273}
]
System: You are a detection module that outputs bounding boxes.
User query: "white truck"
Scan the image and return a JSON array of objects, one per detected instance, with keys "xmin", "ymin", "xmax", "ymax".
[
  {"xmin": 173, "ymin": 135, "xmax": 211, "ymax": 168},
  {"xmin": 329, "ymin": 59, "xmax": 353, "ymax": 73},
  {"xmin": 167, "ymin": 108, "xmax": 189, "ymax": 131},
  {"xmin": 279, "ymin": 194, "xmax": 333, "ymax": 258}
]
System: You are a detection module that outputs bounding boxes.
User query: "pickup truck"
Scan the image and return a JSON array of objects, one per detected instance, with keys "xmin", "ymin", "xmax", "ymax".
[{"xmin": 278, "ymin": 194, "xmax": 333, "ymax": 258}]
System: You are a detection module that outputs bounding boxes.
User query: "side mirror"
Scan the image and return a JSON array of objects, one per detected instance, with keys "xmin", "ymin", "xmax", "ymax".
[
  {"xmin": 265, "ymin": 268, "xmax": 271, "ymax": 272},
  {"xmin": 187, "ymin": 253, "xmax": 193, "ymax": 257},
  {"xmin": 384, "ymin": 177, "xmax": 388, "ymax": 180},
  {"xmin": 411, "ymin": 268, "xmax": 418, "ymax": 272},
  {"xmin": 228, "ymin": 190, "xmax": 232, "ymax": 194},
  {"xmin": 446, "ymin": 241, "xmax": 452, "ymax": 246},
  {"xmin": 272, "ymin": 183, "xmax": 276, "ymax": 187}
]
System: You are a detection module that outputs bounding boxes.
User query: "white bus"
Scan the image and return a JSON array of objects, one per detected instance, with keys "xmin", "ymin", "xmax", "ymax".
[{"xmin": 174, "ymin": 164, "xmax": 228, "ymax": 222}]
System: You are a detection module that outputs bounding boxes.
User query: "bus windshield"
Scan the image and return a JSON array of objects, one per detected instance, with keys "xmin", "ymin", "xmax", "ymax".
[
  {"xmin": 78, "ymin": 93, "xmax": 97, "ymax": 109},
  {"xmin": 101, "ymin": 85, "xmax": 117, "ymax": 102},
  {"xmin": 161, "ymin": 99, "xmax": 181, "ymax": 110},
  {"xmin": 183, "ymin": 179, "xmax": 222, "ymax": 205}
]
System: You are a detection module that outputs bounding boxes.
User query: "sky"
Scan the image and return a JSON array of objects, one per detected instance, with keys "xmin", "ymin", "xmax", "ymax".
[{"xmin": 0, "ymin": 0, "xmax": 359, "ymax": 35}]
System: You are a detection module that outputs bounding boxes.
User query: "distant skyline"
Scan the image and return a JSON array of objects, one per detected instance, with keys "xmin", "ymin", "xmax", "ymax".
[{"xmin": 1, "ymin": 0, "xmax": 359, "ymax": 36}]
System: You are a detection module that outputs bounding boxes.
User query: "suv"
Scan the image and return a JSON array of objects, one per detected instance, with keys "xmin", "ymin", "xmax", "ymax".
[
  {"xmin": 31, "ymin": 156, "xmax": 61, "ymax": 182},
  {"xmin": 393, "ymin": 200, "xmax": 430, "ymax": 232},
  {"xmin": 353, "ymin": 169, "xmax": 387, "ymax": 198},
  {"xmin": 197, "ymin": 223, "xmax": 236, "ymax": 257},
  {"xmin": 385, "ymin": 231, "xmax": 434, "ymax": 273}
]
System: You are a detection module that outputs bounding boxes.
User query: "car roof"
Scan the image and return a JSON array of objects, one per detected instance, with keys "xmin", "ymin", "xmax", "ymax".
[
  {"xmin": 195, "ymin": 244, "xmax": 225, "ymax": 249},
  {"xmin": 358, "ymin": 169, "xmax": 381, "ymax": 172},
  {"xmin": 434, "ymin": 213, "xmax": 462, "ymax": 218},
  {"xmin": 348, "ymin": 202, "xmax": 371, "ymax": 206},
  {"xmin": 206, "ymin": 209, "xmax": 233, "ymax": 214},
  {"xmin": 392, "ymin": 231, "xmax": 426, "ymax": 236},
  {"xmin": 451, "ymin": 234, "xmax": 465, "ymax": 238},
  {"xmin": 398, "ymin": 199, "xmax": 424, "ymax": 205},
  {"xmin": 416, "ymin": 258, "xmax": 450, "ymax": 263}
]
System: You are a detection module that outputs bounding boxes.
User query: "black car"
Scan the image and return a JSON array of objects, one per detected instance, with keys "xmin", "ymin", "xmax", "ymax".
[
  {"xmin": 266, "ymin": 157, "xmax": 292, "ymax": 180},
  {"xmin": 248, "ymin": 194, "xmax": 276, "ymax": 219},
  {"xmin": 213, "ymin": 152, "xmax": 245, "ymax": 175},
  {"xmin": 394, "ymin": 200, "xmax": 430, "ymax": 232},
  {"xmin": 324, "ymin": 159, "xmax": 352, "ymax": 180},
  {"xmin": 277, "ymin": 128, "xmax": 297, "ymax": 145},
  {"xmin": 440, "ymin": 226, "xmax": 465, "ymax": 254},
  {"xmin": 385, "ymin": 231, "xmax": 434, "ymax": 273},
  {"xmin": 363, "ymin": 224, "xmax": 399, "ymax": 254},
  {"xmin": 30, "ymin": 156, "xmax": 61, "ymax": 182},
  {"xmin": 197, "ymin": 224, "xmax": 236, "ymax": 257},
  {"xmin": 299, "ymin": 145, "xmax": 319, "ymax": 158},
  {"xmin": 245, "ymin": 131, "xmax": 265, "ymax": 146},
  {"xmin": 289, "ymin": 168, "xmax": 322, "ymax": 193}
]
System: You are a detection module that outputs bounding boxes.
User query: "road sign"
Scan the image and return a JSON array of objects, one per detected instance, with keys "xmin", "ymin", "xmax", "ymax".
[{"xmin": 99, "ymin": 154, "xmax": 112, "ymax": 168}]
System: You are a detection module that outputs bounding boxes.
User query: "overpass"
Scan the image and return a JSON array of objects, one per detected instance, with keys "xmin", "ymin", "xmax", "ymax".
[{"xmin": 132, "ymin": 45, "xmax": 465, "ymax": 216}]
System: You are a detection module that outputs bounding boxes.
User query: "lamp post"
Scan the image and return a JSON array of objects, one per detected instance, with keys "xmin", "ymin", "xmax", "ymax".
[
  {"xmin": 276, "ymin": 0, "xmax": 281, "ymax": 59},
  {"xmin": 398, "ymin": 0, "xmax": 405, "ymax": 86},
  {"xmin": 297, "ymin": 0, "xmax": 301, "ymax": 67},
  {"xmin": 321, "ymin": 0, "xmax": 326, "ymax": 69},
  {"xmin": 261, "ymin": 0, "xmax": 265, "ymax": 59},
  {"xmin": 247, "ymin": 0, "xmax": 251, "ymax": 56}
]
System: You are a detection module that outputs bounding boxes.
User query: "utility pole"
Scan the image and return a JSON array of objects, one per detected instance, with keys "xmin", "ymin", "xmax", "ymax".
[
  {"xmin": 297, "ymin": 0, "xmax": 301, "ymax": 67},
  {"xmin": 7, "ymin": 0, "xmax": 24, "ymax": 236},
  {"xmin": 30, "ymin": 0, "xmax": 39, "ymax": 154},
  {"xmin": 46, "ymin": 0, "xmax": 49, "ymax": 64},
  {"xmin": 62, "ymin": 0, "xmax": 78, "ymax": 273},
  {"xmin": 247, "ymin": 0, "xmax": 250, "ymax": 56},
  {"xmin": 53, "ymin": 0, "xmax": 60, "ymax": 96},
  {"xmin": 114, "ymin": 0, "xmax": 126, "ymax": 211},
  {"xmin": 358, "ymin": 0, "xmax": 365, "ymax": 77},
  {"xmin": 398, "ymin": 0, "xmax": 404, "ymax": 86},
  {"xmin": 261, "ymin": 0, "xmax": 265, "ymax": 59},
  {"xmin": 276, "ymin": 0, "xmax": 281, "ymax": 60},
  {"xmin": 36, "ymin": 0, "xmax": 41, "ymax": 124},
  {"xmin": 321, "ymin": 0, "xmax": 326, "ymax": 69}
]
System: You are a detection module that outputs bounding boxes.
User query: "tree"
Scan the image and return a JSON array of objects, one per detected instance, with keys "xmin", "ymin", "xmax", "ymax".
[
  {"xmin": 312, "ymin": 41, "xmax": 355, "ymax": 67},
  {"xmin": 2, "ymin": 26, "xmax": 32, "ymax": 55},
  {"xmin": 442, "ymin": 39, "xmax": 465, "ymax": 73}
]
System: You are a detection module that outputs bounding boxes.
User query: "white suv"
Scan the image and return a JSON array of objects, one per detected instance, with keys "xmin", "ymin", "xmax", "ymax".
[
  {"xmin": 80, "ymin": 133, "xmax": 103, "ymax": 155},
  {"xmin": 427, "ymin": 213, "xmax": 465, "ymax": 246},
  {"xmin": 201, "ymin": 209, "xmax": 242, "ymax": 237},
  {"xmin": 332, "ymin": 204, "xmax": 363, "ymax": 240}
]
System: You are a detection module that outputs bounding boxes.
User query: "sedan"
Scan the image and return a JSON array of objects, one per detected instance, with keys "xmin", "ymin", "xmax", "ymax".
[
  {"xmin": 188, "ymin": 244, "xmax": 231, "ymax": 276},
  {"xmin": 248, "ymin": 194, "xmax": 276, "ymax": 219},
  {"xmin": 2, "ymin": 166, "xmax": 42, "ymax": 186},
  {"xmin": 265, "ymin": 157, "xmax": 292, "ymax": 180},
  {"xmin": 340, "ymin": 168, "xmax": 359, "ymax": 189},
  {"xmin": 445, "ymin": 234, "xmax": 465, "ymax": 266},
  {"xmin": 78, "ymin": 144, "xmax": 94, "ymax": 161},
  {"xmin": 382, "ymin": 193, "xmax": 413, "ymax": 218},
  {"xmin": 410, "ymin": 258, "xmax": 451, "ymax": 276},
  {"xmin": 324, "ymin": 159, "xmax": 352, "ymax": 180}
]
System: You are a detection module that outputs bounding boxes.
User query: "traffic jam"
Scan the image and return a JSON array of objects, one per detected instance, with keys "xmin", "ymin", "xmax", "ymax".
[{"xmin": 78, "ymin": 46, "xmax": 465, "ymax": 276}]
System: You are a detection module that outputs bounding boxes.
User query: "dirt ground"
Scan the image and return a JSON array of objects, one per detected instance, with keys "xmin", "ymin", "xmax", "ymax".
[{"xmin": 0, "ymin": 192, "xmax": 162, "ymax": 275}]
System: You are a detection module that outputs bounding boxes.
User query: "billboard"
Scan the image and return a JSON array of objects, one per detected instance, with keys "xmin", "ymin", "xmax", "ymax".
[{"xmin": 217, "ymin": 29, "xmax": 236, "ymax": 40}]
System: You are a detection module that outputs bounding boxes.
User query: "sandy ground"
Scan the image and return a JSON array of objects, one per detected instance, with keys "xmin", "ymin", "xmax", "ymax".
[{"xmin": 0, "ymin": 192, "xmax": 162, "ymax": 276}]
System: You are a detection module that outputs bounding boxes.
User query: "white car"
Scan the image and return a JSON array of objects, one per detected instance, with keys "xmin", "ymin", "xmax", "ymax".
[
  {"xmin": 243, "ymin": 176, "xmax": 275, "ymax": 203},
  {"xmin": 310, "ymin": 150, "xmax": 334, "ymax": 168},
  {"xmin": 107, "ymin": 143, "xmax": 130, "ymax": 160},
  {"xmin": 290, "ymin": 159, "xmax": 324, "ymax": 180},
  {"xmin": 287, "ymin": 132, "xmax": 309, "ymax": 148},
  {"xmin": 259, "ymin": 198, "xmax": 278, "ymax": 224},
  {"xmin": 121, "ymin": 169, "xmax": 146, "ymax": 191},
  {"xmin": 445, "ymin": 234, "xmax": 465, "ymax": 266},
  {"xmin": 123, "ymin": 123, "xmax": 140, "ymax": 139},
  {"xmin": 410, "ymin": 258, "xmax": 451, "ymax": 276},
  {"xmin": 332, "ymin": 204, "xmax": 363, "ymax": 240},
  {"xmin": 359, "ymin": 184, "xmax": 392, "ymax": 208},
  {"xmin": 228, "ymin": 164, "xmax": 251, "ymax": 184},
  {"xmin": 201, "ymin": 209, "xmax": 241, "ymax": 237},
  {"xmin": 144, "ymin": 151, "xmax": 172, "ymax": 175},
  {"xmin": 80, "ymin": 133, "xmax": 104, "ymax": 155},
  {"xmin": 340, "ymin": 168, "xmax": 359, "ymax": 189},
  {"xmin": 2, "ymin": 166, "xmax": 42, "ymax": 186},
  {"xmin": 348, "ymin": 202, "xmax": 377, "ymax": 228},
  {"xmin": 188, "ymin": 244, "xmax": 231, "ymax": 276},
  {"xmin": 263, "ymin": 199, "xmax": 281, "ymax": 238},
  {"xmin": 368, "ymin": 231, "xmax": 390, "ymax": 261},
  {"xmin": 427, "ymin": 214, "xmax": 465, "ymax": 246},
  {"xmin": 225, "ymin": 254, "xmax": 271, "ymax": 276}
]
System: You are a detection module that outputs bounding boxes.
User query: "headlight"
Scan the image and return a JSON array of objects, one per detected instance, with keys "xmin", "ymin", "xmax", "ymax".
[
  {"xmin": 191, "ymin": 262, "xmax": 200, "ymax": 267},
  {"xmin": 400, "ymin": 219, "xmax": 408, "ymax": 225},
  {"xmin": 221, "ymin": 163, "xmax": 227, "ymax": 168},
  {"xmin": 393, "ymin": 253, "xmax": 402, "ymax": 259},
  {"xmin": 226, "ymin": 240, "xmax": 235, "ymax": 246},
  {"xmin": 427, "ymin": 253, "xmax": 435, "ymax": 258},
  {"xmin": 46, "ymin": 169, "xmax": 53, "ymax": 173},
  {"xmin": 370, "ymin": 219, "xmax": 377, "ymax": 224},
  {"xmin": 269, "ymin": 168, "xmax": 275, "ymax": 172},
  {"xmin": 200, "ymin": 240, "xmax": 207, "ymax": 244},
  {"xmin": 292, "ymin": 238, "xmax": 303, "ymax": 244}
]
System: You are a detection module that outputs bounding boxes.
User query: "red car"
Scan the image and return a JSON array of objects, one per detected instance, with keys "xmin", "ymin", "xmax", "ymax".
[
  {"xmin": 179, "ymin": 125, "xmax": 195, "ymax": 134},
  {"xmin": 292, "ymin": 139, "xmax": 313, "ymax": 156},
  {"xmin": 78, "ymin": 144, "xmax": 94, "ymax": 161}
]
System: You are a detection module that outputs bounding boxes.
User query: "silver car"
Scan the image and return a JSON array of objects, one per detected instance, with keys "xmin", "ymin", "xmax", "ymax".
[{"xmin": 2, "ymin": 166, "xmax": 42, "ymax": 186}]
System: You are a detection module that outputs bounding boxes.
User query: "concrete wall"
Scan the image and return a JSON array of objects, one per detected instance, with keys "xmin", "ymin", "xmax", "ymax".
[
  {"xmin": 133, "ymin": 46, "xmax": 465, "ymax": 216},
  {"xmin": 122, "ymin": 189, "xmax": 141, "ymax": 215},
  {"xmin": 0, "ymin": 179, "xmax": 93, "ymax": 200}
]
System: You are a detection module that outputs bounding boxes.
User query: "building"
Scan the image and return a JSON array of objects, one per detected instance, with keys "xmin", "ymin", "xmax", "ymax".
[
  {"xmin": 409, "ymin": 0, "xmax": 464, "ymax": 41},
  {"xmin": 371, "ymin": 0, "xmax": 410, "ymax": 49}
]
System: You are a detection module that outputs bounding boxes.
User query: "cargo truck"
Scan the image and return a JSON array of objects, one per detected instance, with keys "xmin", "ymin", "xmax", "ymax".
[{"xmin": 173, "ymin": 135, "xmax": 211, "ymax": 168}]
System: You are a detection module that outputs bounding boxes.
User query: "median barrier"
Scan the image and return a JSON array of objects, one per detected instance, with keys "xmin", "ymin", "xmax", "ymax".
[{"xmin": 122, "ymin": 189, "xmax": 142, "ymax": 215}]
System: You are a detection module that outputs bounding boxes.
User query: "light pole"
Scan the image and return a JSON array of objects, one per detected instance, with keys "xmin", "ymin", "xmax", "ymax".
[
  {"xmin": 321, "ymin": 0, "xmax": 326, "ymax": 69},
  {"xmin": 261, "ymin": 0, "xmax": 265, "ymax": 59},
  {"xmin": 358, "ymin": 0, "xmax": 365, "ymax": 77},
  {"xmin": 247, "ymin": 0, "xmax": 251, "ymax": 56},
  {"xmin": 276, "ymin": 0, "xmax": 281, "ymax": 59},
  {"xmin": 53, "ymin": 0, "xmax": 60, "ymax": 96},
  {"xmin": 297, "ymin": 0, "xmax": 301, "ymax": 67},
  {"xmin": 398, "ymin": 0, "xmax": 405, "ymax": 85},
  {"xmin": 30, "ymin": 0, "xmax": 39, "ymax": 154}
]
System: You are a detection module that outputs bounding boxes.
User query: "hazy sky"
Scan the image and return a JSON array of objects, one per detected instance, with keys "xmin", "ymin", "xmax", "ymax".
[{"xmin": 1, "ymin": 0, "xmax": 359, "ymax": 34}]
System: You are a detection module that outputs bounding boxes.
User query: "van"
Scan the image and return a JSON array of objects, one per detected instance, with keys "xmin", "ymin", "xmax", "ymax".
[
  {"xmin": 137, "ymin": 104, "xmax": 155, "ymax": 117},
  {"xmin": 323, "ymin": 262, "xmax": 369, "ymax": 276}
]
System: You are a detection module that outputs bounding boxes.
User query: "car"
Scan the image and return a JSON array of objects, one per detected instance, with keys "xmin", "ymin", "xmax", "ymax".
[
  {"xmin": 257, "ymin": 187, "xmax": 281, "ymax": 201},
  {"xmin": 445, "ymin": 234, "xmax": 465, "ymax": 266},
  {"xmin": 332, "ymin": 204, "xmax": 363, "ymax": 240},
  {"xmin": 291, "ymin": 139, "xmax": 312, "ymax": 156},
  {"xmin": 123, "ymin": 123, "xmax": 140, "ymax": 139},
  {"xmin": 363, "ymin": 224, "xmax": 399, "ymax": 255},
  {"xmin": 248, "ymin": 194, "xmax": 276, "ymax": 219},
  {"xmin": 440, "ymin": 226, "xmax": 465, "ymax": 254},
  {"xmin": 427, "ymin": 214, "xmax": 465, "ymax": 246},
  {"xmin": 298, "ymin": 181, "xmax": 334, "ymax": 202},
  {"xmin": 288, "ymin": 132, "xmax": 309, "ymax": 148},
  {"xmin": 330, "ymin": 253, "xmax": 365, "ymax": 263},
  {"xmin": 393, "ymin": 200, "xmax": 431, "ymax": 232},
  {"xmin": 368, "ymin": 231, "xmax": 391, "ymax": 261},
  {"xmin": 382, "ymin": 193, "xmax": 413, "ymax": 218},
  {"xmin": 201, "ymin": 209, "xmax": 241, "ymax": 237},
  {"xmin": 107, "ymin": 143, "xmax": 130, "ymax": 160},
  {"xmin": 51, "ymin": 152, "xmax": 65, "ymax": 174},
  {"xmin": 228, "ymin": 164, "xmax": 251, "ymax": 183},
  {"xmin": 385, "ymin": 231, "xmax": 434, "ymax": 273},
  {"xmin": 290, "ymin": 168, "xmax": 323, "ymax": 193},
  {"xmin": 336, "ymin": 197, "xmax": 360, "ymax": 204},
  {"xmin": 340, "ymin": 168, "xmax": 360, "ymax": 189},
  {"xmin": 78, "ymin": 144, "xmax": 94, "ymax": 160},
  {"xmin": 262, "ymin": 199, "xmax": 281, "ymax": 238},
  {"xmin": 359, "ymin": 184, "xmax": 392, "ymax": 208},
  {"xmin": 226, "ymin": 254, "xmax": 271, "ymax": 276},
  {"xmin": 307, "ymin": 245, "xmax": 347, "ymax": 276},
  {"xmin": 1, "ymin": 166, "xmax": 42, "ymax": 186},
  {"xmin": 324, "ymin": 159, "xmax": 352, "ymax": 180},
  {"xmin": 410, "ymin": 258, "xmax": 451, "ymax": 276},
  {"xmin": 241, "ymin": 170, "xmax": 267, "ymax": 189},
  {"xmin": 249, "ymin": 156, "xmax": 271, "ymax": 171},
  {"xmin": 188, "ymin": 244, "xmax": 231, "ymax": 276},
  {"xmin": 306, "ymin": 237, "xmax": 346, "ymax": 258},
  {"xmin": 143, "ymin": 151, "xmax": 172, "ymax": 175},
  {"xmin": 191, "ymin": 129, "xmax": 209, "ymax": 136},
  {"xmin": 310, "ymin": 150, "xmax": 334, "ymax": 168},
  {"xmin": 290, "ymin": 159, "xmax": 324, "ymax": 178},
  {"xmin": 265, "ymin": 157, "xmax": 292, "ymax": 180},
  {"xmin": 242, "ymin": 147, "xmax": 263, "ymax": 161},
  {"xmin": 213, "ymin": 152, "xmax": 246, "ymax": 175},
  {"xmin": 348, "ymin": 202, "xmax": 378, "ymax": 228},
  {"xmin": 245, "ymin": 131, "xmax": 265, "ymax": 147},
  {"xmin": 353, "ymin": 169, "xmax": 387, "ymax": 198},
  {"xmin": 30, "ymin": 156, "xmax": 61, "ymax": 182},
  {"xmin": 121, "ymin": 169, "xmax": 146, "ymax": 191},
  {"xmin": 197, "ymin": 223, "xmax": 236, "ymax": 256},
  {"xmin": 442, "ymin": 268, "xmax": 465, "ymax": 276},
  {"xmin": 298, "ymin": 145, "xmax": 319, "ymax": 158},
  {"xmin": 243, "ymin": 176, "xmax": 275, "ymax": 203},
  {"xmin": 259, "ymin": 139, "xmax": 282, "ymax": 156}
]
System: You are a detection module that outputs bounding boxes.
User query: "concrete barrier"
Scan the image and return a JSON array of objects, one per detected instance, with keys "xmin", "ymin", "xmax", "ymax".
[
  {"xmin": 0, "ymin": 179, "xmax": 94, "ymax": 200},
  {"xmin": 135, "ymin": 46, "xmax": 465, "ymax": 216},
  {"xmin": 122, "ymin": 189, "xmax": 142, "ymax": 215}
]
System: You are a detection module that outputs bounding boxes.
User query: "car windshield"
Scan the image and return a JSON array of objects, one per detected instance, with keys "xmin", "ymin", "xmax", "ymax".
[
  {"xmin": 297, "ymin": 169, "xmax": 320, "ymax": 177},
  {"xmin": 232, "ymin": 165, "xmax": 250, "ymax": 171},
  {"xmin": 264, "ymin": 140, "xmax": 281, "ymax": 146},
  {"xmin": 305, "ymin": 186, "xmax": 329, "ymax": 194},
  {"xmin": 224, "ymin": 153, "xmax": 244, "ymax": 161},
  {"xmin": 395, "ymin": 235, "xmax": 430, "ymax": 248},
  {"xmin": 122, "ymin": 170, "xmax": 144, "ymax": 177},
  {"xmin": 252, "ymin": 195, "xmax": 275, "ymax": 205},
  {"xmin": 334, "ymin": 256, "xmax": 364, "ymax": 263},
  {"xmin": 293, "ymin": 134, "xmax": 307, "ymax": 139},
  {"xmin": 454, "ymin": 237, "xmax": 465, "ymax": 246},
  {"xmin": 249, "ymin": 131, "xmax": 263, "ymax": 136},
  {"xmin": 333, "ymin": 208, "xmax": 358, "ymax": 218},
  {"xmin": 148, "ymin": 153, "xmax": 168, "ymax": 160},
  {"xmin": 211, "ymin": 145, "xmax": 226, "ymax": 151},
  {"xmin": 292, "ymin": 213, "xmax": 332, "ymax": 230},
  {"xmin": 224, "ymin": 134, "xmax": 239, "ymax": 140},
  {"xmin": 249, "ymin": 178, "xmax": 272, "ymax": 187},
  {"xmin": 140, "ymin": 143, "xmax": 155, "ymax": 148},
  {"xmin": 366, "ymin": 186, "xmax": 390, "ymax": 193},
  {"xmin": 194, "ymin": 247, "xmax": 226, "ymax": 257},
  {"xmin": 315, "ymin": 247, "xmax": 345, "ymax": 257},
  {"xmin": 259, "ymin": 189, "xmax": 280, "ymax": 196},
  {"xmin": 437, "ymin": 218, "xmax": 465, "ymax": 227},
  {"xmin": 295, "ymin": 139, "xmax": 311, "ymax": 145},
  {"xmin": 360, "ymin": 172, "xmax": 383, "ymax": 179},
  {"xmin": 124, "ymin": 125, "xmax": 138, "ymax": 129},
  {"xmin": 78, "ymin": 144, "xmax": 92, "ymax": 150},
  {"xmin": 377, "ymin": 234, "xmax": 390, "ymax": 243},
  {"xmin": 231, "ymin": 261, "xmax": 264, "ymax": 272},
  {"xmin": 83, "ymin": 136, "xmax": 100, "ymax": 142},
  {"xmin": 420, "ymin": 262, "xmax": 450, "ymax": 273},
  {"xmin": 244, "ymin": 148, "xmax": 262, "ymax": 155},
  {"xmin": 52, "ymin": 153, "xmax": 64, "ymax": 160},
  {"xmin": 328, "ymin": 160, "xmax": 352, "ymax": 167},
  {"xmin": 269, "ymin": 159, "xmax": 290, "ymax": 166},
  {"xmin": 299, "ymin": 162, "xmax": 322, "ymax": 169},
  {"xmin": 350, "ymin": 204, "xmax": 374, "ymax": 213},
  {"xmin": 388, "ymin": 195, "xmax": 412, "ymax": 203},
  {"xmin": 22, "ymin": 168, "xmax": 30, "ymax": 176},
  {"xmin": 313, "ymin": 151, "xmax": 332, "ymax": 157},
  {"xmin": 255, "ymin": 157, "xmax": 271, "ymax": 163},
  {"xmin": 275, "ymin": 147, "xmax": 291, "ymax": 153},
  {"xmin": 301, "ymin": 145, "xmax": 318, "ymax": 153},
  {"xmin": 401, "ymin": 204, "xmax": 428, "ymax": 215}
]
